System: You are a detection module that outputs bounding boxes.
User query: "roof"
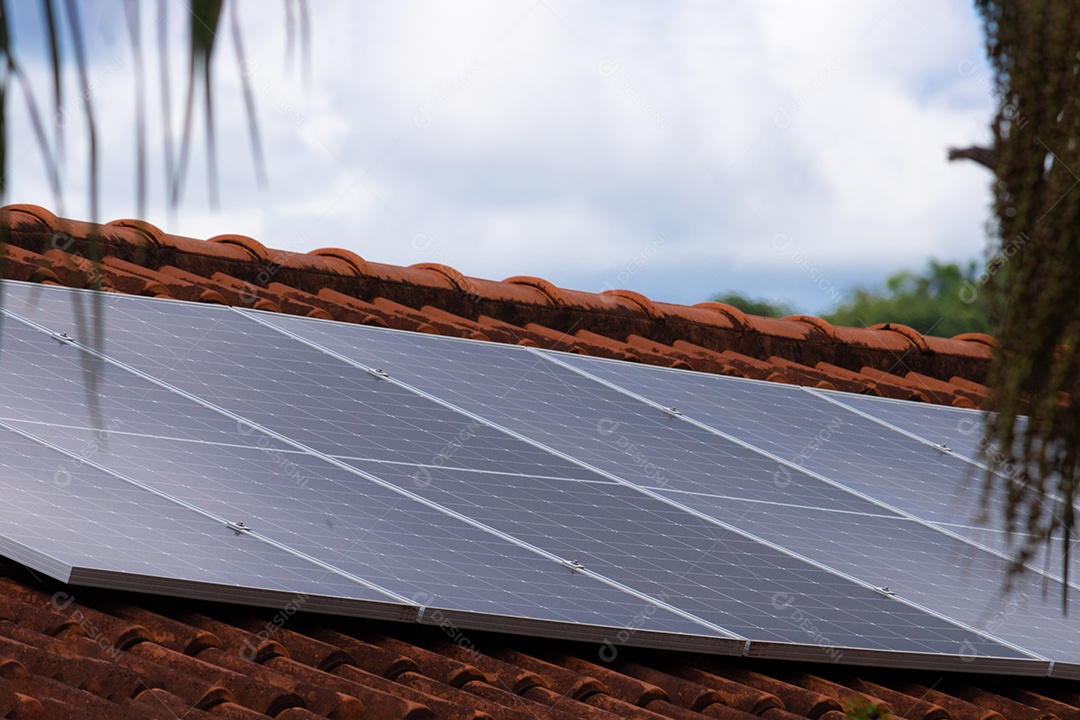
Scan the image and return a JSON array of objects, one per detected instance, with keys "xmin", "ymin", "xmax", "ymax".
[
  {"xmin": 0, "ymin": 204, "xmax": 994, "ymax": 410},
  {"xmin": 0, "ymin": 204, "xmax": 1067, "ymax": 720}
]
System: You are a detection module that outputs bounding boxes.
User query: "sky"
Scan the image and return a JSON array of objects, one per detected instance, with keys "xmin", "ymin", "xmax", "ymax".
[{"xmin": 4, "ymin": 1, "xmax": 998, "ymax": 315}]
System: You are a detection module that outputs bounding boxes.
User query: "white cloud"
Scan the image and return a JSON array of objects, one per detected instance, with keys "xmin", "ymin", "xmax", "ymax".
[{"xmin": 2, "ymin": 0, "xmax": 998, "ymax": 315}]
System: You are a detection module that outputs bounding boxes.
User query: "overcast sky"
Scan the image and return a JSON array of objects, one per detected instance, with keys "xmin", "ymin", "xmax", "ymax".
[{"xmin": 5, "ymin": 1, "xmax": 997, "ymax": 315}]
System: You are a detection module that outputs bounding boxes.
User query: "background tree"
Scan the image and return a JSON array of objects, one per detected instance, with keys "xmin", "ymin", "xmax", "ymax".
[
  {"xmin": 822, "ymin": 260, "xmax": 992, "ymax": 337},
  {"xmin": 974, "ymin": 0, "xmax": 1080, "ymax": 603},
  {"xmin": 709, "ymin": 292, "xmax": 794, "ymax": 318},
  {"xmin": 711, "ymin": 260, "xmax": 992, "ymax": 337}
]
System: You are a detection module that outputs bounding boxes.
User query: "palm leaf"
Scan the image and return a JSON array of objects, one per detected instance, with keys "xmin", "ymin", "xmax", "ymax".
[
  {"xmin": 124, "ymin": 0, "xmax": 147, "ymax": 218},
  {"xmin": 41, "ymin": 0, "xmax": 62, "ymax": 167},
  {"xmin": 230, "ymin": 0, "xmax": 265, "ymax": 187},
  {"xmin": 174, "ymin": 0, "xmax": 224, "ymax": 208},
  {"xmin": 157, "ymin": 0, "xmax": 175, "ymax": 216}
]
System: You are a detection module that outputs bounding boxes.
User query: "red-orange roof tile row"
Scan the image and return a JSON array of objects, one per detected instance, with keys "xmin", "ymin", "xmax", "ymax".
[
  {"xmin": 1, "ymin": 561, "xmax": 1077, "ymax": 720},
  {"xmin": 0, "ymin": 204, "xmax": 994, "ymax": 409}
]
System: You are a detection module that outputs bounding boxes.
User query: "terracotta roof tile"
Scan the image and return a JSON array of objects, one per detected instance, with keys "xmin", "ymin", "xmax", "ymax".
[
  {"xmin": 995, "ymin": 684, "xmax": 1080, "ymax": 720},
  {"xmin": 860, "ymin": 366, "xmax": 948, "ymax": 404},
  {"xmin": 870, "ymin": 322, "xmax": 933, "ymax": 354},
  {"xmin": 946, "ymin": 683, "xmax": 1057, "ymax": 720},
  {"xmin": 666, "ymin": 665, "xmax": 783, "ymax": 715},
  {"xmin": 811, "ymin": 362, "xmax": 920, "ymax": 401},
  {"xmin": 0, "ymin": 556, "xmax": 1076, "ymax": 720},
  {"xmin": 691, "ymin": 301, "xmax": 751, "ymax": 330},
  {"xmin": 689, "ymin": 662, "xmax": 843, "ymax": 719},
  {"xmin": 624, "ymin": 334, "xmax": 695, "ymax": 366},
  {"xmin": 766, "ymin": 357, "xmax": 865, "ymax": 394}
]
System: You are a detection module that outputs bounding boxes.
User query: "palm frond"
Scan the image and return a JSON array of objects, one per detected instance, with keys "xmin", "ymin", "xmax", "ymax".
[
  {"xmin": 230, "ymin": 0, "xmax": 265, "ymax": 187},
  {"xmin": 157, "ymin": 0, "xmax": 175, "ymax": 216},
  {"xmin": 123, "ymin": 0, "xmax": 147, "ymax": 218},
  {"xmin": 40, "ymin": 0, "xmax": 62, "ymax": 167}
]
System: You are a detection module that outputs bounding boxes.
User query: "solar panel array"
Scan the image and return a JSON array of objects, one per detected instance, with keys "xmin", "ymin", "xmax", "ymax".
[{"xmin": 0, "ymin": 279, "xmax": 1073, "ymax": 677}]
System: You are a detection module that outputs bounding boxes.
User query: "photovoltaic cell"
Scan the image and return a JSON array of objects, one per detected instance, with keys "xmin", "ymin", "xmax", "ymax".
[
  {"xmin": 349, "ymin": 459, "xmax": 1026, "ymax": 660},
  {"xmin": 809, "ymin": 390, "xmax": 1066, "ymax": 561},
  {"xmin": 242, "ymin": 311, "xmax": 1040, "ymax": 660},
  {"xmin": 662, "ymin": 492, "xmax": 1080, "ymax": 664},
  {"xmin": 1, "ymin": 286, "xmax": 589, "ymax": 479},
  {"xmin": 0, "ymin": 291, "xmax": 728, "ymax": 645},
  {"xmin": 6, "ymin": 418, "xmax": 725, "ymax": 641},
  {"xmin": 250, "ymin": 312, "xmax": 885, "ymax": 514},
  {"xmin": 0, "ymin": 280, "xmax": 1054, "ymax": 669},
  {"xmin": 557, "ymin": 353, "xmax": 1061, "ymax": 571},
  {"xmin": 0, "ymin": 422, "xmax": 408, "ymax": 616},
  {"xmin": 552, "ymin": 353, "xmax": 1001, "ymax": 531},
  {"xmin": 814, "ymin": 389, "xmax": 996, "ymax": 460}
]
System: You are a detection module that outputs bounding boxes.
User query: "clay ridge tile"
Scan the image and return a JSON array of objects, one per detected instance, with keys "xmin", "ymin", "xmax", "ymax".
[
  {"xmin": 412, "ymin": 263, "xmax": 477, "ymax": 296},
  {"xmin": 692, "ymin": 301, "xmax": 752, "ymax": 330},
  {"xmin": 869, "ymin": 322, "xmax": 932, "ymax": 353},
  {"xmin": 600, "ymin": 289, "xmax": 662, "ymax": 319},
  {"xmin": 209, "ymin": 234, "xmax": 272, "ymax": 265},
  {"xmin": 503, "ymin": 275, "xmax": 565, "ymax": 306}
]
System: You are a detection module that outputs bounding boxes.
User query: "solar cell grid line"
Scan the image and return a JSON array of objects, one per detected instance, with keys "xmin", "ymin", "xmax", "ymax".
[
  {"xmin": 243, "ymin": 310, "xmax": 1041, "ymax": 668},
  {"xmin": 545, "ymin": 350, "xmax": 1080, "ymax": 594},
  {"xmin": 658, "ymin": 491, "xmax": 1080, "ymax": 670},
  {"xmin": 349, "ymin": 460, "xmax": 1042, "ymax": 672},
  {"xmin": 0, "ymin": 421, "xmax": 413, "ymax": 619},
  {"xmin": 0, "ymin": 281, "xmax": 592, "ymax": 479},
  {"xmin": 810, "ymin": 387, "xmax": 1069, "ymax": 578},
  {"xmin": 0, "ymin": 292, "xmax": 741, "ymax": 651},
  {"xmin": 0, "ymin": 282, "xmax": 1045, "ymax": 667},
  {"xmin": 0, "ymin": 417, "xmax": 425, "ymax": 609},
  {"xmin": 813, "ymin": 387, "xmax": 1003, "ymax": 461},
  {"xmin": 4, "ymin": 418, "xmax": 735, "ymax": 647},
  {"xmin": 243, "ymin": 308, "xmax": 890, "ymax": 515},
  {"xmin": 803, "ymin": 387, "xmax": 1062, "ymax": 558},
  {"xmin": 805, "ymin": 386, "xmax": 999, "ymax": 478},
  {"xmin": 546, "ymin": 350, "xmax": 1008, "ymax": 535}
]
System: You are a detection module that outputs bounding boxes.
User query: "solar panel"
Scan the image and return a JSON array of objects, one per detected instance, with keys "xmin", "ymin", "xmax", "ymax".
[
  {"xmin": 242, "ymin": 311, "xmax": 1040, "ymax": 669},
  {"xmin": 813, "ymin": 388, "xmax": 995, "ymax": 460},
  {"xmin": 2, "ymin": 285, "xmax": 588, "ymax": 478},
  {"xmin": 662, "ymin": 492, "xmax": 1080, "ymax": 667},
  {"xmin": 807, "ymin": 390, "xmax": 1065, "ymax": 562},
  {"xmin": 549, "ymin": 352, "xmax": 1003, "ymax": 535},
  {"xmin": 9, "ymin": 418, "xmax": 733, "ymax": 646},
  {"xmin": 0, "ymin": 421, "xmax": 412, "ymax": 618},
  {"xmin": 348, "ymin": 460, "xmax": 1033, "ymax": 664},
  {"xmin": 0, "ymin": 279, "xmax": 1065, "ymax": 674},
  {"xmin": 0, "ymin": 291, "xmax": 733, "ymax": 650},
  {"xmin": 249, "ymin": 311, "xmax": 886, "ymax": 515},
  {"xmin": 552, "ymin": 352, "xmax": 1061, "ymax": 573}
]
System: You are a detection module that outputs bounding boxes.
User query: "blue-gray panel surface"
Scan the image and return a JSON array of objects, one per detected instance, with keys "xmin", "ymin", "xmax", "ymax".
[
  {"xmin": 1, "ymin": 285, "xmax": 589, "ymax": 479},
  {"xmin": 0, "ymin": 423, "xmax": 404, "ymax": 613},
  {"xmin": 346, "ymin": 458, "xmax": 1025, "ymax": 659},
  {"xmin": 552, "ymin": 353, "xmax": 1000, "ymax": 531},
  {"xmin": 250, "ymin": 312, "xmax": 887, "ymax": 515},
  {"xmin": 815, "ymin": 389, "xmax": 995, "ymax": 460},
  {"xmin": 0, "ymin": 281, "xmax": 1049, "ymax": 668},
  {"xmin": 8, "ymin": 418, "xmax": 718, "ymax": 638},
  {"xmin": 0, "ymin": 288, "xmax": 723, "ymax": 641},
  {"xmin": 661, "ymin": 491, "xmax": 1080, "ymax": 664}
]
